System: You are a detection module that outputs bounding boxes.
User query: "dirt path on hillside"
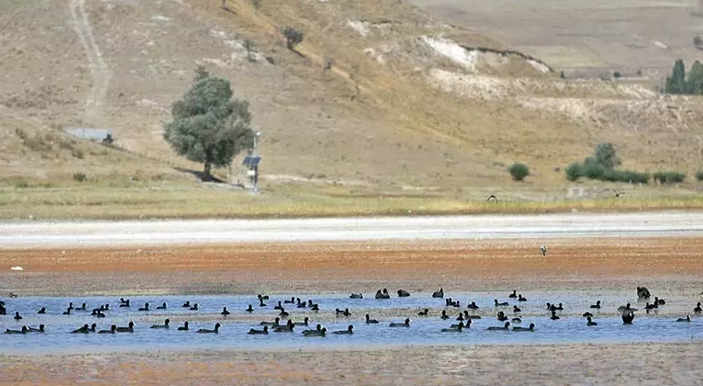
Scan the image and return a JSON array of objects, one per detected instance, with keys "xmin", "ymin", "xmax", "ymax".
[
  {"xmin": 69, "ymin": 0, "xmax": 110, "ymax": 124},
  {"xmin": 2, "ymin": 237, "xmax": 702, "ymax": 296}
]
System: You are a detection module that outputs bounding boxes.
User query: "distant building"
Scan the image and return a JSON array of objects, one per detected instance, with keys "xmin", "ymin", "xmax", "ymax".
[{"xmin": 64, "ymin": 128, "xmax": 114, "ymax": 144}]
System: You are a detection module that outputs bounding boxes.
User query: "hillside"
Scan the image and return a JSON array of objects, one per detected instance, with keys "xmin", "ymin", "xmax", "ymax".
[{"xmin": 1, "ymin": 0, "xmax": 702, "ymax": 197}]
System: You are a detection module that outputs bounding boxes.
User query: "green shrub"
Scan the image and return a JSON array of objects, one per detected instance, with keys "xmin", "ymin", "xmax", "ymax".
[
  {"xmin": 565, "ymin": 163, "xmax": 582, "ymax": 181},
  {"xmin": 582, "ymin": 163, "xmax": 605, "ymax": 180},
  {"xmin": 696, "ymin": 171, "xmax": 703, "ymax": 181},
  {"xmin": 73, "ymin": 172, "xmax": 87, "ymax": 183},
  {"xmin": 602, "ymin": 169, "xmax": 650, "ymax": 184},
  {"xmin": 653, "ymin": 171, "xmax": 685, "ymax": 184},
  {"xmin": 508, "ymin": 163, "xmax": 530, "ymax": 181}
]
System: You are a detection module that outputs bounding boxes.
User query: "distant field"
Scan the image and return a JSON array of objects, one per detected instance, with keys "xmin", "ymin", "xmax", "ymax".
[
  {"xmin": 1, "ymin": 180, "xmax": 702, "ymax": 220},
  {"xmin": 410, "ymin": 0, "xmax": 703, "ymax": 74}
]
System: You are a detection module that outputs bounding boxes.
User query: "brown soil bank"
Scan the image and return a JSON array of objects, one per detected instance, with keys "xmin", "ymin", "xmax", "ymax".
[
  {"xmin": 1, "ymin": 342, "xmax": 701, "ymax": 386},
  {"xmin": 1, "ymin": 237, "xmax": 702, "ymax": 296}
]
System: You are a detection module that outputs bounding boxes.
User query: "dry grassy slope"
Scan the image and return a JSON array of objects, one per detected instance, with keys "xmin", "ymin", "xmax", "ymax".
[{"xmin": 0, "ymin": 0, "xmax": 701, "ymax": 191}]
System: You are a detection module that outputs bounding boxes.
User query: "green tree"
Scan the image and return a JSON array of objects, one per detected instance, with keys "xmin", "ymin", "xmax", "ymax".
[
  {"xmin": 593, "ymin": 143, "xmax": 621, "ymax": 169},
  {"xmin": 508, "ymin": 163, "xmax": 530, "ymax": 181},
  {"xmin": 282, "ymin": 27, "xmax": 304, "ymax": 51},
  {"xmin": 687, "ymin": 60, "xmax": 703, "ymax": 95},
  {"xmin": 164, "ymin": 67, "xmax": 254, "ymax": 180},
  {"xmin": 665, "ymin": 59, "xmax": 687, "ymax": 94}
]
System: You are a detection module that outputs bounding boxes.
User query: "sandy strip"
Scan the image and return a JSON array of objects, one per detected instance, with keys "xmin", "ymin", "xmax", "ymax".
[
  {"xmin": 0, "ymin": 342, "xmax": 701, "ymax": 385},
  {"xmin": 2, "ymin": 212, "xmax": 703, "ymax": 248}
]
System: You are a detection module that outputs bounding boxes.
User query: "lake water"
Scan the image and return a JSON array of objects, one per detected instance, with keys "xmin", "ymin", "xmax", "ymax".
[{"xmin": 1, "ymin": 293, "xmax": 700, "ymax": 355}]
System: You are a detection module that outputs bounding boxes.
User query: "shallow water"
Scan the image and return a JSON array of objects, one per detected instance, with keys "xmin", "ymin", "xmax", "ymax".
[{"xmin": 1, "ymin": 293, "xmax": 701, "ymax": 355}]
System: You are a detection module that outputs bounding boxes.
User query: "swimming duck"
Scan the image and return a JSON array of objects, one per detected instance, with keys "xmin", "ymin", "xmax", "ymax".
[
  {"xmin": 177, "ymin": 322, "xmax": 189, "ymax": 331},
  {"xmin": 119, "ymin": 299, "xmax": 130, "ymax": 308},
  {"xmin": 67, "ymin": 302, "xmax": 74, "ymax": 311},
  {"xmin": 366, "ymin": 314, "xmax": 379, "ymax": 324},
  {"xmin": 518, "ymin": 295, "xmax": 527, "ymax": 302},
  {"xmin": 274, "ymin": 320, "xmax": 295, "ymax": 332},
  {"xmin": 467, "ymin": 302, "xmax": 479, "ymax": 310},
  {"xmin": 116, "ymin": 322, "xmax": 135, "ymax": 333},
  {"xmin": 94, "ymin": 310, "xmax": 106, "ymax": 318},
  {"xmin": 590, "ymin": 301, "xmax": 601, "ymax": 309},
  {"xmin": 190, "ymin": 303, "xmax": 199, "ymax": 311},
  {"xmin": 248, "ymin": 326, "xmax": 269, "ymax": 335},
  {"xmin": 274, "ymin": 301, "xmax": 284, "ymax": 310},
  {"xmin": 138, "ymin": 302, "xmax": 150, "ymax": 312},
  {"xmin": 296, "ymin": 299, "xmax": 307, "ymax": 308},
  {"xmin": 302, "ymin": 327, "xmax": 327, "ymax": 337},
  {"xmin": 446, "ymin": 298, "xmax": 461, "ymax": 308},
  {"xmin": 456, "ymin": 311, "xmax": 468, "ymax": 321},
  {"xmin": 14, "ymin": 311, "xmax": 22, "ymax": 321},
  {"xmin": 307, "ymin": 300, "xmax": 319, "ymax": 308},
  {"xmin": 389, "ymin": 318, "xmax": 410, "ymax": 327},
  {"xmin": 5, "ymin": 326, "xmax": 28, "ymax": 334},
  {"xmin": 432, "ymin": 288, "xmax": 444, "ymax": 298},
  {"xmin": 293, "ymin": 317, "xmax": 310, "ymax": 327},
  {"xmin": 310, "ymin": 304, "xmax": 320, "ymax": 312},
  {"xmin": 259, "ymin": 317, "xmax": 281, "ymax": 327},
  {"xmin": 512, "ymin": 323, "xmax": 535, "ymax": 332},
  {"xmin": 676, "ymin": 315, "xmax": 691, "ymax": 323},
  {"xmin": 617, "ymin": 303, "xmax": 638, "ymax": 313},
  {"xmin": 586, "ymin": 317, "xmax": 598, "ymax": 326},
  {"xmin": 418, "ymin": 309, "xmax": 429, "ymax": 316},
  {"xmin": 644, "ymin": 302, "xmax": 657, "ymax": 312},
  {"xmin": 637, "ymin": 286, "xmax": 651, "ymax": 300},
  {"xmin": 197, "ymin": 323, "xmax": 221, "ymax": 334},
  {"xmin": 382, "ymin": 289, "xmax": 390, "ymax": 298},
  {"xmin": 259, "ymin": 299, "xmax": 267, "ymax": 307},
  {"xmin": 258, "ymin": 294, "xmax": 270, "ymax": 301},
  {"xmin": 71, "ymin": 323, "xmax": 96, "ymax": 334},
  {"xmin": 150, "ymin": 319, "xmax": 170, "ymax": 329},
  {"xmin": 450, "ymin": 319, "xmax": 471, "ymax": 329},
  {"xmin": 513, "ymin": 306, "xmax": 521, "ymax": 313},
  {"xmin": 397, "ymin": 289, "xmax": 411, "ymax": 298},
  {"xmin": 221, "ymin": 307, "xmax": 230, "ymax": 316},
  {"xmin": 442, "ymin": 322, "xmax": 464, "ymax": 332},
  {"xmin": 278, "ymin": 308, "xmax": 290, "ymax": 318},
  {"xmin": 550, "ymin": 310, "xmax": 560, "ymax": 320},
  {"xmin": 62, "ymin": 307, "xmax": 71, "ymax": 315},
  {"xmin": 76, "ymin": 303, "xmax": 87, "ymax": 311},
  {"xmin": 182, "ymin": 301, "xmax": 191, "ymax": 308},
  {"xmin": 375, "ymin": 290, "xmax": 388, "ymax": 300},
  {"xmin": 655, "ymin": 297, "xmax": 666, "ymax": 306},
  {"xmin": 508, "ymin": 290, "xmax": 517, "ymax": 298},
  {"xmin": 622, "ymin": 311, "xmax": 635, "ymax": 325},
  {"xmin": 0, "ymin": 304, "xmax": 6, "ymax": 315},
  {"xmin": 494, "ymin": 299, "xmax": 509, "ymax": 307},
  {"xmin": 497, "ymin": 311, "xmax": 508, "ymax": 321},
  {"xmin": 335, "ymin": 308, "xmax": 351, "ymax": 317},
  {"xmin": 694, "ymin": 302, "xmax": 702, "ymax": 314},
  {"xmin": 511, "ymin": 317, "xmax": 522, "ymax": 323},
  {"xmin": 332, "ymin": 325, "xmax": 354, "ymax": 335},
  {"xmin": 156, "ymin": 302, "xmax": 167, "ymax": 310},
  {"xmin": 349, "ymin": 293, "xmax": 363, "ymax": 299},
  {"xmin": 8, "ymin": 292, "xmax": 18, "ymax": 298},
  {"xmin": 487, "ymin": 322, "xmax": 510, "ymax": 331},
  {"xmin": 99, "ymin": 325, "xmax": 117, "ymax": 334},
  {"xmin": 441, "ymin": 310, "xmax": 449, "ymax": 320},
  {"xmin": 583, "ymin": 312, "xmax": 593, "ymax": 318},
  {"xmin": 246, "ymin": 304, "xmax": 254, "ymax": 313},
  {"xmin": 29, "ymin": 324, "xmax": 45, "ymax": 333}
]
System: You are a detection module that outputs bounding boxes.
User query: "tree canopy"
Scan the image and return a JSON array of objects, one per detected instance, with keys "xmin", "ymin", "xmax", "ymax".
[
  {"xmin": 164, "ymin": 67, "xmax": 254, "ymax": 180},
  {"xmin": 664, "ymin": 59, "xmax": 703, "ymax": 95}
]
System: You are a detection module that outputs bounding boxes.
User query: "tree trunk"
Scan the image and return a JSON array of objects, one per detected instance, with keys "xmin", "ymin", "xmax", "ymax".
[{"xmin": 203, "ymin": 160, "xmax": 212, "ymax": 181}]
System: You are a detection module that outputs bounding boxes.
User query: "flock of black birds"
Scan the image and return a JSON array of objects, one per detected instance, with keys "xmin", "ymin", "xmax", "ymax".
[{"xmin": 1, "ymin": 286, "xmax": 701, "ymax": 337}]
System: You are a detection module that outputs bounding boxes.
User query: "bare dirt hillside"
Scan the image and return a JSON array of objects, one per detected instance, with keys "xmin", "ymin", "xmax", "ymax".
[{"xmin": 1, "ymin": 0, "xmax": 702, "ymax": 190}]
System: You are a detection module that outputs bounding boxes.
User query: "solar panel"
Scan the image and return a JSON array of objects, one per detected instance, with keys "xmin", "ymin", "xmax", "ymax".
[{"xmin": 242, "ymin": 155, "xmax": 261, "ymax": 166}]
